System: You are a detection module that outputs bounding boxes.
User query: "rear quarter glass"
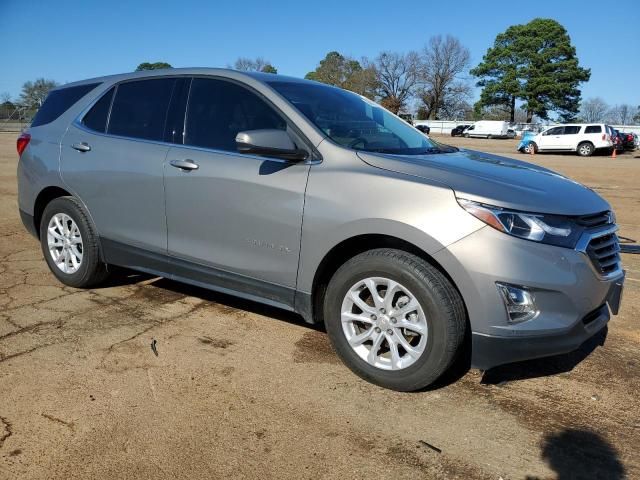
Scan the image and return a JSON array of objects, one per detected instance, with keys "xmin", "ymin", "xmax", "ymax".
[{"xmin": 31, "ymin": 83, "xmax": 101, "ymax": 127}]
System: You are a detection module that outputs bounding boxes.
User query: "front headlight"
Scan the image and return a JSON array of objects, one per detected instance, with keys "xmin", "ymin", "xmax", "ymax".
[{"xmin": 458, "ymin": 198, "xmax": 583, "ymax": 248}]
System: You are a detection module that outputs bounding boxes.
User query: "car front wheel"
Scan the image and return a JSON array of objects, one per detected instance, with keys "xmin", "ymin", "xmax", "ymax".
[{"xmin": 323, "ymin": 249, "xmax": 466, "ymax": 391}]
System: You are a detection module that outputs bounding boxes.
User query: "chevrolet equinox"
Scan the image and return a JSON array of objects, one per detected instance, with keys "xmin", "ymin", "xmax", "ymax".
[{"xmin": 17, "ymin": 69, "xmax": 625, "ymax": 391}]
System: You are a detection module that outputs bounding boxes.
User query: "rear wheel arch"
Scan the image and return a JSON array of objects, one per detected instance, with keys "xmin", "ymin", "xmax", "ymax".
[{"xmin": 33, "ymin": 186, "xmax": 73, "ymax": 239}]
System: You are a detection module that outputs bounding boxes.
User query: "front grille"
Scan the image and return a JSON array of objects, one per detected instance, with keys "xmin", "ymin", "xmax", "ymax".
[
  {"xmin": 576, "ymin": 211, "xmax": 611, "ymax": 228},
  {"xmin": 586, "ymin": 232, "xmax": 621, "ymax": 276}
]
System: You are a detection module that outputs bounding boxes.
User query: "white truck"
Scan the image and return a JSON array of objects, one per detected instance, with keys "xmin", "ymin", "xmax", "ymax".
[{"xmin": 463, "ymin": 121, "xmax": 511, "ymax": 139}]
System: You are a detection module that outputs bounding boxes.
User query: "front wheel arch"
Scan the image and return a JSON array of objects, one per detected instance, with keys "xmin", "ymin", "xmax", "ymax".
[{"xmin": 309, "ymin": 234, "xmax": 468, "ymax": 327}]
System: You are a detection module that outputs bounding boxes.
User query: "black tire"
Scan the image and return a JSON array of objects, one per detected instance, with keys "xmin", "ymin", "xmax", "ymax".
[
  {"xmin": 577, "ymin": 141, "xmax": 594, "ymax": 157},
  {"xmin": 40, "ymin": 196, "xmax": 109, "ymax": 288},
  {"xmin": 323, "ymin": 249, "xmax": 466, "ymax": 391},
  {"xmin": 524, "ymin": 141, "xmax": 538, "ymax": 154},
  {"xmin": 463, "ymin": 133, "xmax": 469, "ymax": 138},
  {"xmin": 487, "ymin": 134, "xmax": 493, "ymax": 139}
]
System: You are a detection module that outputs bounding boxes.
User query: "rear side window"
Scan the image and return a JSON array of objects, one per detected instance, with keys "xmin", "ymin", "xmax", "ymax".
[
  {"xmin": 108, "ymin": 78, "xmax": 175, "ymax": 141},
  {"xmin": 585, "ymin": 125, "xmax": 602, "ymax": 134},
  {"xmin": 563, "ymin": 126, "xmax": 580, "ymax": 134},
  {"xmin": 31, "ymin": 83, "xmax": 100, "ymax": 127},
  {"xmin": 82, "ymin": 87, "xmax": 114, "ymax": 133},
  {"xmin": 185, "ymin": 78, "xmax": 286, "ymax": 151},
  {"xmin": 545, "ymin": 127, "xmax": 564, "ymax": 135}
]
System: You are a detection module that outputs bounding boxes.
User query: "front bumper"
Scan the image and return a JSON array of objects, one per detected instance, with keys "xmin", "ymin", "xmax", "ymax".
[{"xmin": 433, "ymin": 226, "xmax": 625, "ymax": 370}]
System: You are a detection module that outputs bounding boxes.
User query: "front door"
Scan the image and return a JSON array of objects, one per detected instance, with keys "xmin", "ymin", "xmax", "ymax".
[
  {"xmin": 163, "ymin": 78, "xmax": 309, "ymax": 304},
  {"xmin": 537, "ymin": 126, "xmax": 565, "ymax": 150}
]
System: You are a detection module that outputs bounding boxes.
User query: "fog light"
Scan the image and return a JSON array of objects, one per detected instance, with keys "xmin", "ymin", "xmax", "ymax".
[{"xmin": 496, "ymin": 283, "xmax": 538, "ymax": 323}]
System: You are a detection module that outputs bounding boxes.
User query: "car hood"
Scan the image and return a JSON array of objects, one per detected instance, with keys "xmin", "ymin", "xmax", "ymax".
[{"xmin": 357, "ymin": 149, "xmax": 610, "ymax": 216}]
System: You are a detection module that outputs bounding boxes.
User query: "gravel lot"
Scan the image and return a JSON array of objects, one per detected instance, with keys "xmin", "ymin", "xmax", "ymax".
[{"xmin": 1, "ymin": 132, "xmax": 638, "ymax": 479}]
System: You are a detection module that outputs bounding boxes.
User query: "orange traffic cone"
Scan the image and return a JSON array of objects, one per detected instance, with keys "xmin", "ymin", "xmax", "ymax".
[{"xmin": 612, "ymin": 147, "xmax": 617, "ymax": 159}]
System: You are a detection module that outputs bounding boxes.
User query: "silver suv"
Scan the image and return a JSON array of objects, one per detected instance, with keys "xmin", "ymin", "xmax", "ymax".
[{"xmin": 17, "ymin": 69, "xmax": 625, "ymax": 391}]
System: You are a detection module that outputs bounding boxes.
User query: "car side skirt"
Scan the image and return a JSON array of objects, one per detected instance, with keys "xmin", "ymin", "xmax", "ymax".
[{"xmin": 101, "ymin": 238, "xmax": 315, "ymax": 323}]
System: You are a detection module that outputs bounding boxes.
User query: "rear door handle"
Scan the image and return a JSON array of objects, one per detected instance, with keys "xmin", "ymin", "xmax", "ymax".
[
  {"xmin": 170, "ymin": 159, "xmax": 199, "ymax": 171},
  {"xmin": 72, "ymin": 142, "xmax": 91, "ymax": 152}
]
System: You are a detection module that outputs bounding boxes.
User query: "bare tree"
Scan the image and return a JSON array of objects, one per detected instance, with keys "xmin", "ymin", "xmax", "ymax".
[
  {"xmin": 579, "ymin": 97, "xmax": 609, "ymax": 123},
  {"xmin": 607, "ymin": 104, "xmax": 634, "ymax": 125},
  {"xmin": 20, "ymin": 78, "xmax": 59, "ymax": 109},
  {"xmin": 232, "ymin": 57, "xmax": 277, "ymax": 74},
  {"xmin": 418, "ymin": 35, "xmax": 471, "ymax": 119},
  {"xmin": 0, "ymin": 92, "xmax": 11, "ymax": 104},
  {"xmin": 373, "ymin": 51, "xmax": 421, "ymax": 114}
]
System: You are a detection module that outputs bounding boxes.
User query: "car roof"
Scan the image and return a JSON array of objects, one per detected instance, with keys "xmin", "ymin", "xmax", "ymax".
[{"xmin": 52, "ymin": 67, "xmax": 313, "ymax": 92}]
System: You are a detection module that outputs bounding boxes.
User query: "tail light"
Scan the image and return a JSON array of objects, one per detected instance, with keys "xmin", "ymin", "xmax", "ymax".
[{"xmin": 17, "ymin": 132, "xmax": 31, "ymax": 157}]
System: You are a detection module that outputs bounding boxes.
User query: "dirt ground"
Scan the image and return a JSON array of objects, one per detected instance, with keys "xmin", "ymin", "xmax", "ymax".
[{"xmin": 0, "ymin": 132, "xmax": 638, "ymax": 479}]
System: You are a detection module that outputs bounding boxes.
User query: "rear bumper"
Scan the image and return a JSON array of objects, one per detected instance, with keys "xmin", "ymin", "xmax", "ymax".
[
  {"xmin": 471, "ymin": 304, "xmax": 610, "ymax": 370},
  {"xmin": 19, "ymin": 209, "xmax": 38, "ymax": 238}
]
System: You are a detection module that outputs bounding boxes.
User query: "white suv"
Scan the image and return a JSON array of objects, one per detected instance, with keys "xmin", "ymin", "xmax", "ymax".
[{"xmin": 520, "ymin": 124, "xmax": 613, "ymax": 157}]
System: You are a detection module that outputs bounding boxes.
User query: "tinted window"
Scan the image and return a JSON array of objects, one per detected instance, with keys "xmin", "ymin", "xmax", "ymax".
[
  {"xmin": 108, "ymin": 78, "xmax": 175, "ymax": 141},
  {"xmin": 82, "ymin": 87, "xmax": 114, "ymax": 133},
  {"xmin": 563, "ymin": 126, "xmax": 580, "ymax": 134},
  {"xmin": 585, "ymin": 125, "xmax": 601, "ymax": 134},
  {"xmin": 545, "ymin": 127, "xmax": 564, "ymax": 135},
  {"xmin": 31, "ymin": 83, "xmax": 100, "ymax": 127},
  {"xmin": 185, "ymin": 78, "xmax": 286, "ymax": 151},
  {"xmin": 269, "ymin": 81, "xmax": 440, "ymax": 154}
]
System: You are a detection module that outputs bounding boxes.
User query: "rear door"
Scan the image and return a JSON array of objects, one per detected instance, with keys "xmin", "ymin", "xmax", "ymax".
[
  {"xmin": 163, "ymin": 77, "xmax": 310, "ymax": 300},
  {"xmin": 558, "ymin": 125, "xmax": 580, "ymax": 149},
  {"xmin": 61, "ymin": 78, "xmax": 180, "ymax": 256}
]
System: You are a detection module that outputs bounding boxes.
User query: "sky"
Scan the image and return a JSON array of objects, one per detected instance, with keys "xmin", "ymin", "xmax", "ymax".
[{"xmin": 1, "ymin": 0, "xmax": 639, "ymax": 109}]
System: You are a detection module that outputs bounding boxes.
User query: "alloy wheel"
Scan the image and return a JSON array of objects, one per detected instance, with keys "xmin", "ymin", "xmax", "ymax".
[
  {"xmin": 341, "ymin": 277, "xmax": 428, "ymax": 370},
  {"xmin": 47, "ymin": 213, "xmax": 83, "ymax": 274}
]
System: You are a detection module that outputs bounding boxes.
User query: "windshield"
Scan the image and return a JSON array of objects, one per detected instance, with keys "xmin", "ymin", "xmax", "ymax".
[{"xmin": 268, "ymin": 81, "xmax": 449, "ymax": 155}]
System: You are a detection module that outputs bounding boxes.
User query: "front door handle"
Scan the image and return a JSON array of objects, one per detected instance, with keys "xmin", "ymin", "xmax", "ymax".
[
  {"xmin": 170, "ymin": 159, "xmax": 199, "ymax": 171},
  {"xmin": 72, "ymin": 142, "xmax": 91, "ymax": 153}
]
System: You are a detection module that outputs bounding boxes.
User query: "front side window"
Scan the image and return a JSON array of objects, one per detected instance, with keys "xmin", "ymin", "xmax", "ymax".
[
  {"xmin": 108, "ymin": 78, "xmax": 175, "ymax": 141},
  {"xmin": 585, "ymin": 125, "xmax": 602, "ymax": 134},
  {"xmin": 268, "ymin": 81, "xmax": 441, "ymax": 155},
  {"xmin": 185, "ymin": 78, "xmax": 286, "ymax": 151},
  {"xmin": 31, "ymin": 83, "xmax": 100, "ymax": 127}
]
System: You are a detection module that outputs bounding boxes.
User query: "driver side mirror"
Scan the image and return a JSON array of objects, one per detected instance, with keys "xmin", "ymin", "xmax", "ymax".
[{"xmin": 235, "ymin": 129, "xmax": 308, "ymax": 161}]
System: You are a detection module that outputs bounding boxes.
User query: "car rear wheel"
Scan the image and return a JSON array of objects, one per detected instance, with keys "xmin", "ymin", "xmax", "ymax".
[
  {"xmin": 323, "ymin": 249, "xmax": 466, "ymax": 391},
  {"xmin": 40, "ymin": 196, "xmax": 109, "ymax": 288},
  {"xmin": 577, "ymin": 142, "xmax": 594, "ymax": 157}
]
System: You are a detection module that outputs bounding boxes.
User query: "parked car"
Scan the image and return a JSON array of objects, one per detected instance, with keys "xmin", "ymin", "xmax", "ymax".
[
  {"xmin": 518, "ymin": 124, "xmax": 614, "ymax": 157},
  {"xmin": 506, "ymin": 128, "xmax": 516, "ymax": 139},
  {"xmin": 463, "ymin": 120, "xmax": 510, "ymax": 139},
  {"xmin": 17, "ymin": 69, "xmax": 624, "ymax": 391},
  {"xmin": 618, "ymin": 131, "xmax": 636, "ymax": 151},
  {"xmin": 451, "ymin": 124, "xmax": 470, "ymax": 137},
  {"xmin": 415, "ymin": 124, "xmax": 430, "ymax": 135}
]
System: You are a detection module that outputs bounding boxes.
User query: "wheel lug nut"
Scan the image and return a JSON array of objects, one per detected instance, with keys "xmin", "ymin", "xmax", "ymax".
[
  {"xmin": 391, "ymin": 317, "xmax": 396, "ymax": 323},
  {"xmin": 370, "ymin": 314, "xmax": 377, "ymax": 321},
  {"xmin": 374, "ymin": 327, "xmax": 381, "ymax": 333},
  {"xmin": 380, "ymin": 308, "xmax": 386, "ymax": 314},
  {"xmin": 387, "ymin": 329, "xmax": 393, "ymax": 335}
]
